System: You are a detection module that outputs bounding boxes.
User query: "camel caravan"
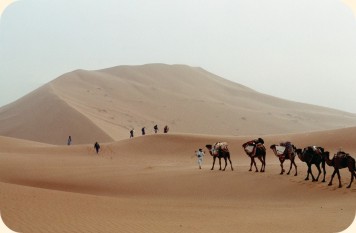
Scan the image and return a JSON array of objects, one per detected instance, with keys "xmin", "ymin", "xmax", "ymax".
[{"xmin": 203, "ymin": 139, "xmax": 356, "ymax": 189}]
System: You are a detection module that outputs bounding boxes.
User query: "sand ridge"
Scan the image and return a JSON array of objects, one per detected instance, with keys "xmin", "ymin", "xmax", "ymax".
[{"xmin": 1, "ymin": 64, "xmax": 356, "ymax": 144}]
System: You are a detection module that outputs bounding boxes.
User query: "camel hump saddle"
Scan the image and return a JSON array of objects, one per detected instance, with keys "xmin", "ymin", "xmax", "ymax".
[
  {"xmin": 335, "ymin": 151, "xmax": 349, "ymax": 159},
  {"xmin": 214, "ymin": 142, "xmax": 229, "ymax": 152}
]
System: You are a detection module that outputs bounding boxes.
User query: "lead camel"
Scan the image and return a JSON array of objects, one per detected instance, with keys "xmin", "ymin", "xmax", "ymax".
[{"xmin": 205, "ymin": 142, "xmax": 233, "ymax": 171}]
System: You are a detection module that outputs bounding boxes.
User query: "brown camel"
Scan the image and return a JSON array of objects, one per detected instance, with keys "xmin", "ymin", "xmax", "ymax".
[
  {"xmin": 242, "ymin": 138, "xmax": 266, "ymax": 172},
  {"xmin": 270, "ymin": 142, "xmax": 298, "ymax": 176},
  {"xmin": 324, "ymin": 151, "xmax": 356, "ymax": 188},
  {"xmin": 295, "ymin": 146, "xmax": 326, "ymax": 182},
  {"xmin": 206, "ymin": 142, "xmax": 233, "ymax": 171}
]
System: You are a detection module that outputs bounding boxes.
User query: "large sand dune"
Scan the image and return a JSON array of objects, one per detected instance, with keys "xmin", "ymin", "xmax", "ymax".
[
  {"xmin": 0, "ymin": 64, "xmax": 355, "ymax": 232},
  {"xmin": 1, "ymin": 64, "xmax": 356, "ymax": 144},
  {"xmin": 0, "ymin": 131, "xmax": 355, "ymax": 233}
]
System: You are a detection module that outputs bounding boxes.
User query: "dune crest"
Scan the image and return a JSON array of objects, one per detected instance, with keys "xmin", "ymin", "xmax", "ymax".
[{"xmin": 1, "ymin": 64, "xmax": 356, "ymax": 145}]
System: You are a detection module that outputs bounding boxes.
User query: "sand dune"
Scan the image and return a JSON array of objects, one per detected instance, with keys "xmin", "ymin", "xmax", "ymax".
[
  {"xmin": 0, "ymin": 131, "xmax": 355, "ymax": 233},
  {"xmin": 0, "ymin": 85, "xmax": 113, "ymax": 144},
  {"xmin": 1, "ymin": 64, "xmax": 356, "ymax": 144},
  {"xmin": 0, "ymin": 64, "xmax": 356, "ymax": 232}
]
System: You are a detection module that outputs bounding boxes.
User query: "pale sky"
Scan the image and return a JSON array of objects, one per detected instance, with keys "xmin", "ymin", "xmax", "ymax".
[{"xmin": 1, "ymin": 0, "xmax": 356, "ymax": 113}]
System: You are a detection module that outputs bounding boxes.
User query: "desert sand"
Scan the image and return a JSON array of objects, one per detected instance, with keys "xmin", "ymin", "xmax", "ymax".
[
  {"xmin": 0, "ymin": 64, "xmax": 355, "ymax": 233},
  {"xmin": 0, "ymin": 131, "xmax": 355, "ymax": 233}
]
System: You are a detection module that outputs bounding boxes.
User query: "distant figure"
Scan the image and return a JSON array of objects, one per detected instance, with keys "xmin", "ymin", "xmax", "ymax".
[
  {"xmin": 164, "ymin": 125, "xmax": 169, "ymax": 133},
  {"xmin": 67, "ymin": 136, "xmax": 72, "ymax": 146},
  {"xmin": 130, "ymin": 129, "xmax": 134, "ymax": 138},
  {"xmin": 94, "ymin": 142, "xmax": 101, "ymax": 154},
  {"xmin": 154, "ymin": 124, "xmax": 158, "ymax": 134},
  {"xmin": 195, "ymin": 148, "xmax": 205, "ymax": 169},
  {"xmin": 141, "ymin": 127, "xmax": 146, "ymax": 136}
]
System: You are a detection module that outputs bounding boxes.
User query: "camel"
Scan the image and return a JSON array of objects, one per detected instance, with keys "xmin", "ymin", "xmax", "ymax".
[
  {"xmin": 295, "ymin": 146, "xmax": 326, "ymax": 182},
  {"xmin": 324, "ymin": 151, "xmax": 356, "ymax": 188},
  {"xmin": 205, "ymin": 142, "xmax": 233, "ymax": 171},
  {"xmin": 242, "ymin": 138, "xmax": 266, "ymax": 172},
  {"xmin": 270, "ymin": 142, "xmax": 298, "ymax": 176}
]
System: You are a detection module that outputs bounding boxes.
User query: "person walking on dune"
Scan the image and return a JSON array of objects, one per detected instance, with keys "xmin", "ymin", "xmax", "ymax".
[
  {"xmin": 67, "ymin": 136, "xmax": 72, "ymax": 145},
  {"xmin": 94, "ymin": 142, "xmax": 101, "ymax": 154},
  {"xmin": 130, "ymin": 129, "xmax": 134, "ymax": 138},
  {"xmin": 154, "ymin": 124, "xmax": 158, "ymax": 134},
  {"xmin": 141, "ymin": 127, "xmax": 146, "ymax": 136},
  {"xmin": 195, "ymin": 148, "xmax": 205, "ymax": 169},
  {"xmin": 164, "ymin": 125, "xmax": 169, "ymax": 133}
]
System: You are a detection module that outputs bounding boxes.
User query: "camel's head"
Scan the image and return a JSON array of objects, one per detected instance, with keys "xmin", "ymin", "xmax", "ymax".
[
  {"xmin": 270, "ymin": 144, "xmax": 276, "ymax": 149},
  {"xmin": 242, "ymin": 141, "xmax": 253, "ymax": 148},
  {"xmin": 323, "ymin": 151, "xmax": 335, "ymax": 166},
  {"xmin": 205, "ymin": 144, "xmax": 217, "ymax": 156},
  {"xmin": 323, "ymin": 151, "xmax": 330, "ymax": 157},
  {"xmin": 295, "ymin": 148, "xmax": 304, "ymax": 161},
  {"xmin": 258, "ymin": 138, "xmax": 264, "ymax": 144}
]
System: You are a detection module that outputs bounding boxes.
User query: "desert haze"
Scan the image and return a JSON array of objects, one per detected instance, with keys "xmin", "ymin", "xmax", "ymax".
[{"xmin": 0, "ymin": 64, "xmax": 355, "ymax": 233}]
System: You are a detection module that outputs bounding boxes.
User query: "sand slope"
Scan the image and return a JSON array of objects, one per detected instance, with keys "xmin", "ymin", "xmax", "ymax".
[
  {"xmin": 1, "ymin": 64, "xmax": 356, "ymax": 144},
  {"xmin": 0, "ymin": 63, "xmax": 355, "ymax": 233},
  {"xmin": 0, "ymin": 85, "xmax": 113, "ymax": 144},
  {"xmin": 0, "ymin": 131, "xmax": 355, "ymax": 233}
]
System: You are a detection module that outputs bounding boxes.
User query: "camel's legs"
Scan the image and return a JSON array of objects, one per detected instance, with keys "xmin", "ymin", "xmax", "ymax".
[
  {"xmin": 222, "ymin": 158, "xmax": 227, "ymax": 171},
  {"xmin": 249, "ymin": 158, "xmax": 253, "ymax": 171},
  {"xmin": 218, "ymin": 158, "xmax": 222, "ymax": 170},
  {"xmin": 328, "ymin": 169, "xmax": 337, "ymax": 186},
  {"xmin": 253, "ymin": 158, "xmax": 258, "ymax": 172},
  {"xmin": 314, "ymin": 164, "xmax": 321, "ymax": 182},
  {"xmin": 257, "ymin": 157, "xmax": 264, "ymax": 172},
  {"xmin": 228, "ymin": 156, "xmax": 233, "ymax": 171},
  {"xmin": 305, "ymin": 164, "xmax": 314, "ymax": 181},
  {"xmin": 321, "ymin": 161, "xmax": 326, "ymax": 182},
  {"xmin": 262, "ymin": 155, "xmax": 266, "ymax": 172},
  {"xmin": 287, "ymin": 159, "xmax": 293, "ymax": 175},
  {"xmin": 211, "ymin": 157, "xmax": 216, "ymax": 170},
  {"xmin": 280, "ymin": 159, "xmax": 285, "ymax": 174},
  {"xmin": 347, "ymin": 168, "xmax": 355, "ymax": 188},
  {"xmin": 336, "ymin": 169, "xmax": 342, "ymax": 188},
  {"xmin": 249, "ymin": 157, "xmax": 258, "ymax": 172},
  {"xmin": 292, "ymin": 159, "xmax": 298, "ymax": 176}
]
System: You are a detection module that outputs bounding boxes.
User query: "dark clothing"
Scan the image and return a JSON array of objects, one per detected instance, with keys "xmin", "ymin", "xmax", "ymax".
[
  {"xmin": 154, "ymin": 125, "xmax": 158, "ymax": 133},
  {"xmin": 130, "ymin": 130, "xmax": 134, "ymax": 138},
  {"xmin": 67, "ymin": 136, "xmax": 72, "ymax": 145},
  {"xmin": 94, "ymin": 142, "xmax": 100, "ymax": 154},
  {"xmin": 141, "ymin": 127, "xmax": 145, "ymax": 135},
  {"xmin": 164, "ymin": 125, "xmax": 169, "ymax": 133}
]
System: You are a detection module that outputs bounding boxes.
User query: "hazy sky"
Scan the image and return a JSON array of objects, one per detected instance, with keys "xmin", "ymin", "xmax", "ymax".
[{"xmin": 1, "ymin": 0, "xmax": 356, "ymax": 113}]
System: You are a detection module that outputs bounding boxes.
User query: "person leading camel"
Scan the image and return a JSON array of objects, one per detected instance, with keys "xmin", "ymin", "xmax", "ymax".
[{"xmin": 195, "ymin": 148, "xmax": 205, "ymax": 169}]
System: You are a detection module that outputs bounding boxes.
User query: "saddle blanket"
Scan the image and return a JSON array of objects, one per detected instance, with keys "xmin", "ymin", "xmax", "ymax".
[
  {"xmin": 214, "ymin": 142, "xmax": 229, "ymax": 151},
  {"xmin": 244, "ymin": 145, "xmax": 254, "ymax": 153},
  {"xmin": 275, "ymin": 146, "xmax": 286, "ymax": 156}
]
